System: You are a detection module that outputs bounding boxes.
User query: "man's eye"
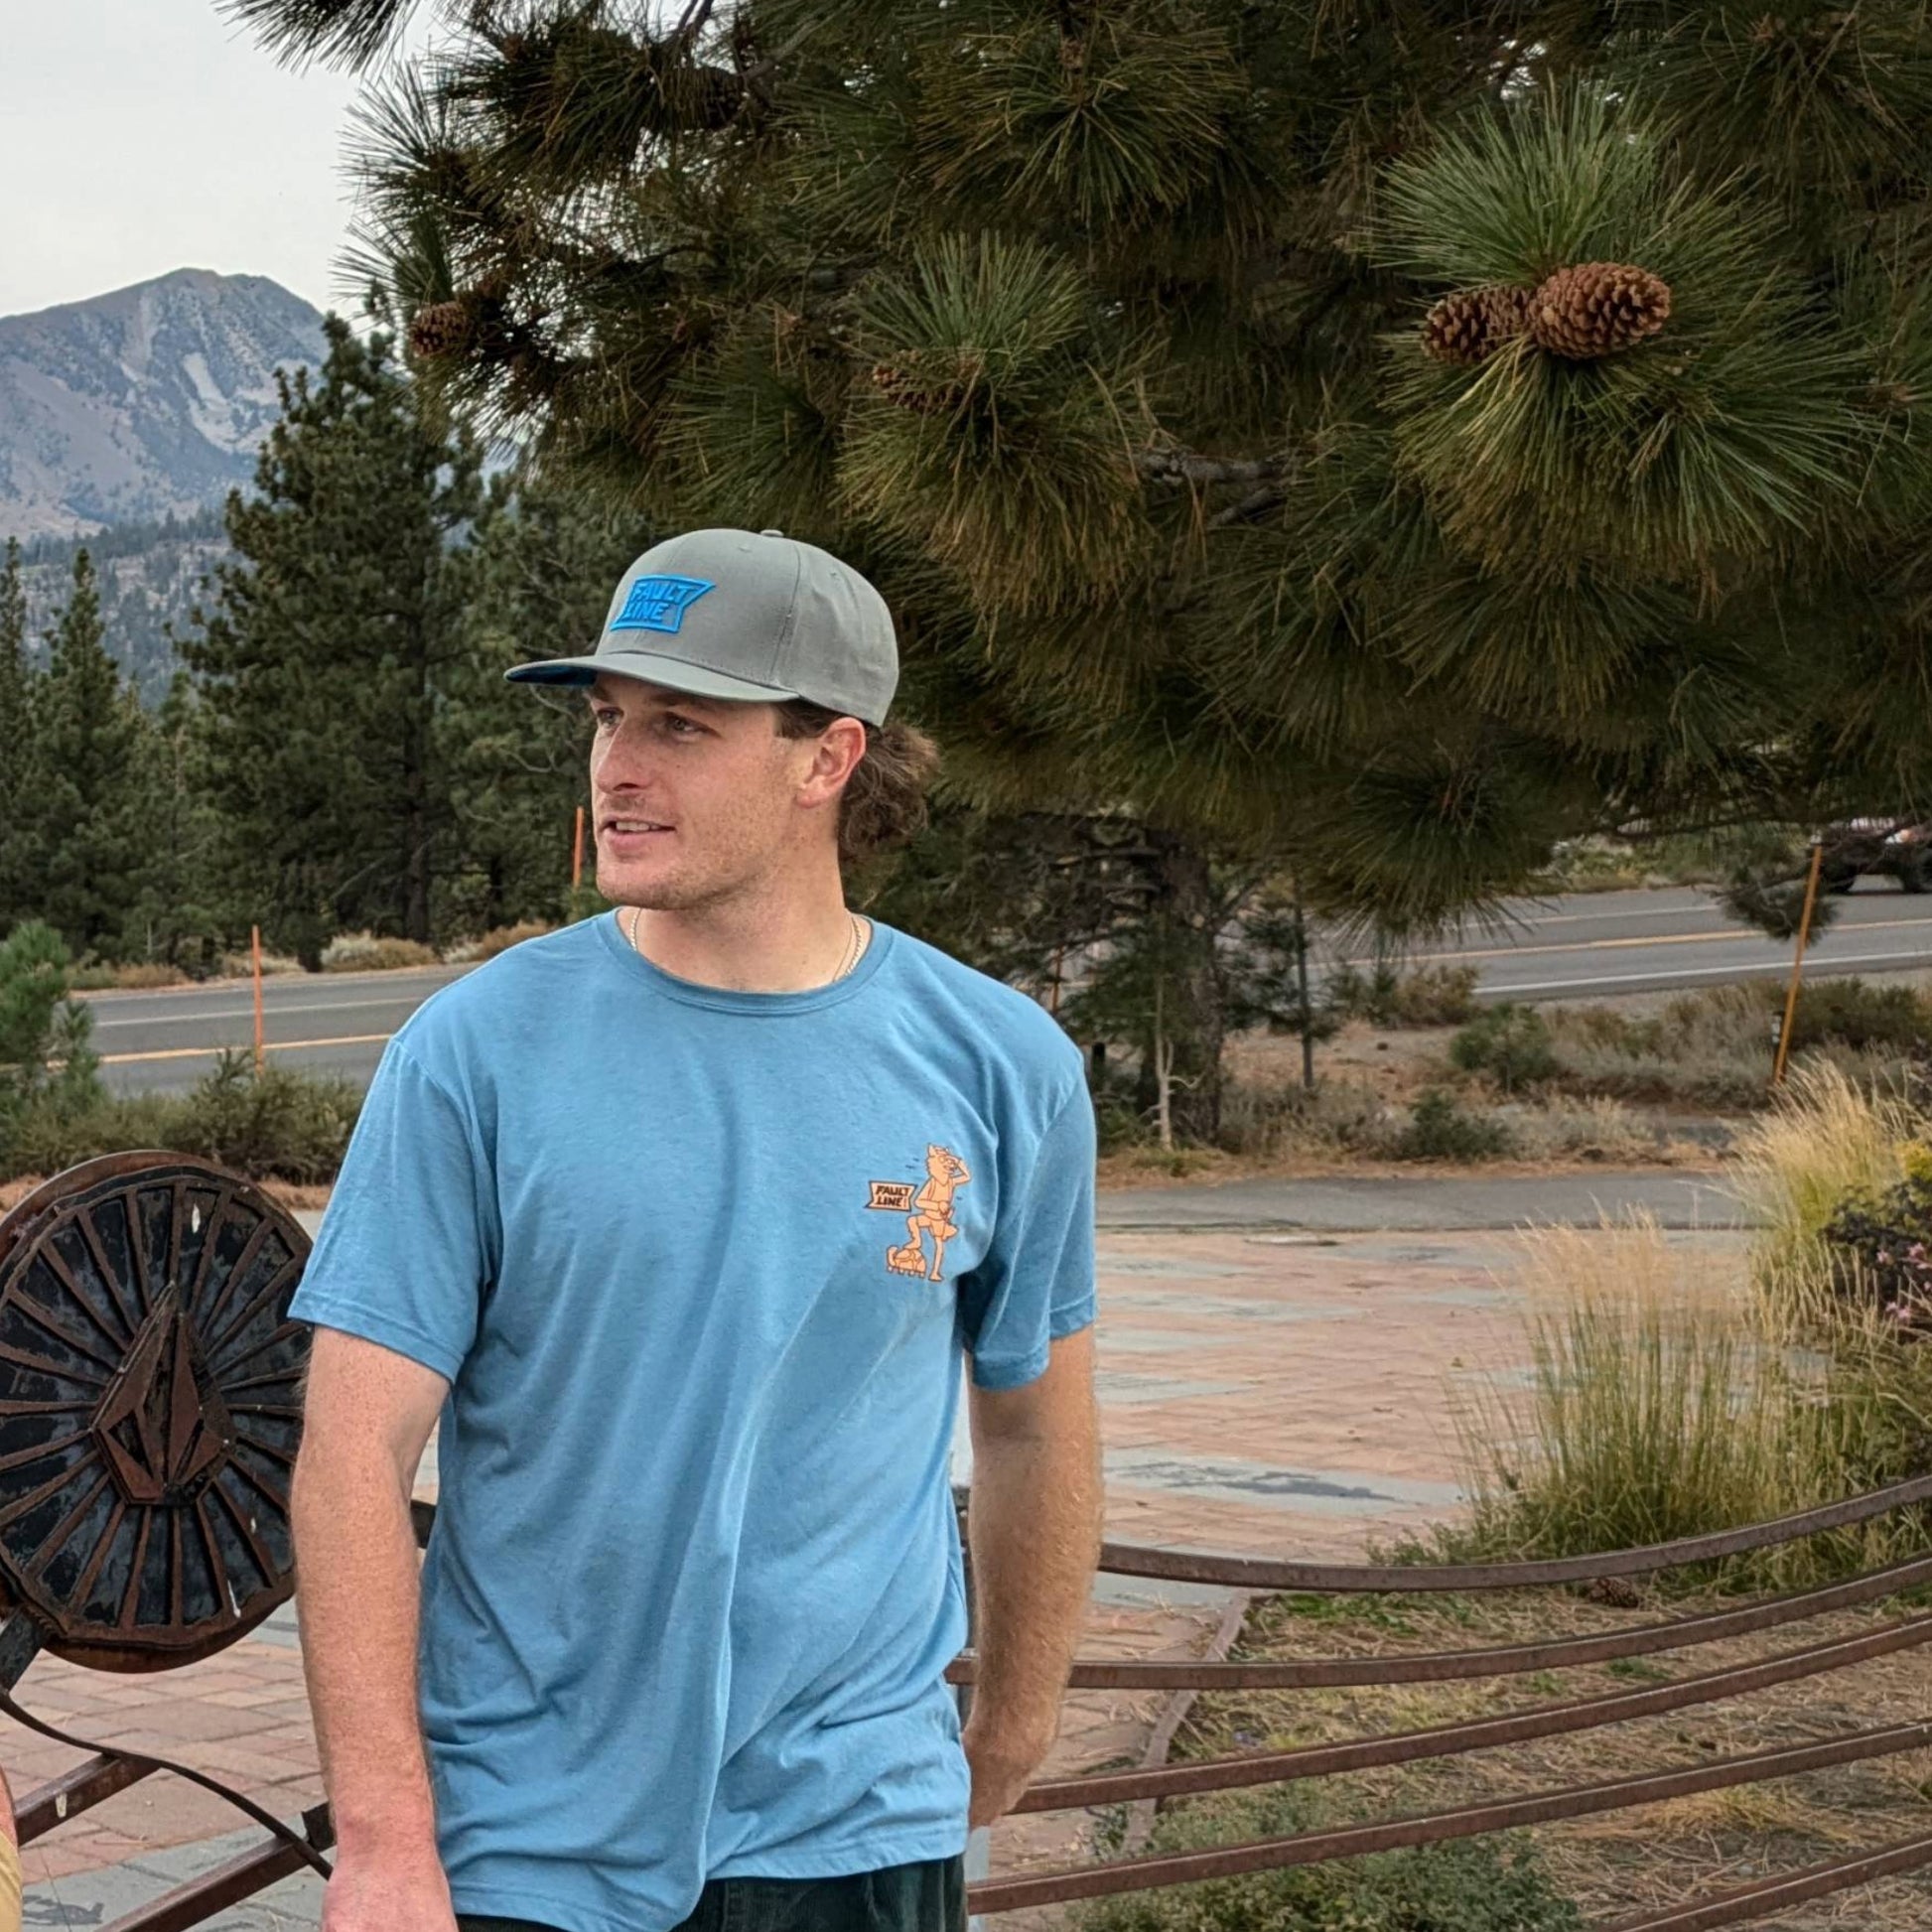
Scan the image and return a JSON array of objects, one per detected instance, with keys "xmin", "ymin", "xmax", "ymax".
[{"xmin": 593, "ymin": 708, "xmax": 621, "ymax": 729}]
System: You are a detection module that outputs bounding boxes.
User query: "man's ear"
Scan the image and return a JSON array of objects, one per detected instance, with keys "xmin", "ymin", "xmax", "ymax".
[{"xmin": 797, "ymin": 717, "xmax": 867, "ymax": 806}]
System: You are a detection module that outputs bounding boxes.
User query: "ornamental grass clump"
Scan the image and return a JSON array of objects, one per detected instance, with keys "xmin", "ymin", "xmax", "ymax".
[
  {"xmin": 1435, "ymin": 1218, "xmax": 1932, "ymax": 1589},
  {"xmin": 1731, "ymin": 1062, "xmax": 1923, "ymax": 1332}
]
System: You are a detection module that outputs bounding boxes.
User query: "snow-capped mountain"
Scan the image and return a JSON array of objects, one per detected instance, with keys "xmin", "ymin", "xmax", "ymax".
[{"xmin": 0, "ymin": 270, "xmax": 326, "ymax": 541}]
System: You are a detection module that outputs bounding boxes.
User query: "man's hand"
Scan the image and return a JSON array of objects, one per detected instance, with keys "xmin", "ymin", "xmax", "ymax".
[
  {"xmin": 322, "ymin": 1843, "xmax": 456, "ymax": 1932},
  {"xmin": 963, "ymin": 1710, "xmax": 1057, "ymax": 1830}
]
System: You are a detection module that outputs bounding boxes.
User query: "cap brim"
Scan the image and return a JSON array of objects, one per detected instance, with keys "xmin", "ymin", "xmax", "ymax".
[{"xmin": 504, "ymin": 650, "xmax": 801, "ymax": 705}]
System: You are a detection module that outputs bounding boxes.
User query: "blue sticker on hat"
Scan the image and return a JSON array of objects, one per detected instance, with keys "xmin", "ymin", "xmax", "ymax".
[{"xmin": 610, "ymin": 575, "xmax": 715, "ymax": 634}]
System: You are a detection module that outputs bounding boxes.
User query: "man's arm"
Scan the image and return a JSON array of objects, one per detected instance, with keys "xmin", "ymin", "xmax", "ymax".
[
  {"xmin": 0, "ymin": 1761, "xmax": 18, "ymax": 1932},
  {"xmin": 963, "ymin": 1326, "xmax": 1102, "ymax": 1828},
  {"xmin": 295, "ymin": 1328, "xmax": 455, "ymax": 1932}
]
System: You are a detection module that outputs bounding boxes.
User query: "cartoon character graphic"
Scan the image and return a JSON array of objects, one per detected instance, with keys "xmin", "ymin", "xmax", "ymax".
[{"xmin": 869, "ymin": 1145, "xmax": 972, "ymax": 1282}]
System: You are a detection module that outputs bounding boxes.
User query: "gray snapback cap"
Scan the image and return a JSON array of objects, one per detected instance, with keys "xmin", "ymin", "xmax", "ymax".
[{"xmin": 505, "ymin": 527, "xmax": 898, "ymax": 724}]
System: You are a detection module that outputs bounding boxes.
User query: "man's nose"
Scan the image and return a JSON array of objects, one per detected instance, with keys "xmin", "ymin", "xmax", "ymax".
[{"xmin": 595, "ymin": 728, "xmax": 661, "ymax": 788}]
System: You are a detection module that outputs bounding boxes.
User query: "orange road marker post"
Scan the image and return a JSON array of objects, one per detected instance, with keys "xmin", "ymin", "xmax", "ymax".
[
  {"xmin": 1772, "ymin": 840, "xmax": 1826, "ymax": 1088},
  {"xmin": 251, "ymin": 925, "xmax": 265, "ymax": 1076}
]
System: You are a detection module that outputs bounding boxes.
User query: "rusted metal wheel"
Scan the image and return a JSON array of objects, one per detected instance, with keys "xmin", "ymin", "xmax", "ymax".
[{"xmin": 0, "ymin": 1153, "xmax": 311, "ymax": 1670}]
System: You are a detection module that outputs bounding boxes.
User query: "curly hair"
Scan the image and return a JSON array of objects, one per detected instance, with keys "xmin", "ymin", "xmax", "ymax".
[{"xmin": 774, "ymin": 700, "xmax": 940, "ymax": 865}]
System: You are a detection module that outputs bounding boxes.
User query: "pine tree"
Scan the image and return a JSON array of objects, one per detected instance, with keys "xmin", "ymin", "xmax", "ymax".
[
  {"xmin": 183, "ymin": 318, "xmax": 482, "ymax": 964},
  {"xmin": 0, "ymin": 539, "xmax": 38, "ymax": 936},
  {"xmin": 440, "ymin": 478, "xmax": 655, "ymax": 936},
  {"xmin": 234, "ymin": 0, "xmax": 1932, "ymax": 1138},
  {"xmin": 118, "ymin": 675, "xmax": 229, "ymax": 971},
  {"xmin": 32, "ymin": 552, "xmax": 151, "ymax": 960}
]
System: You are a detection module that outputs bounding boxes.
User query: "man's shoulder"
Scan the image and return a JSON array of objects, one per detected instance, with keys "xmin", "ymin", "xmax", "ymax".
[
  {"xmin": 390, "ymin": 919, "xmax": 605, "ymax": 1073},
  {"xmin": 881, "ymin": 928, "xmax": 1083, "ymax": 1088}
]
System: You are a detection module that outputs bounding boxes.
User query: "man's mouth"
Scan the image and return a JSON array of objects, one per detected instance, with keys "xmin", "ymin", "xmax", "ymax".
[{"xmin": 601, "ymin": 818, "xmax": 675, "ymax": 847}]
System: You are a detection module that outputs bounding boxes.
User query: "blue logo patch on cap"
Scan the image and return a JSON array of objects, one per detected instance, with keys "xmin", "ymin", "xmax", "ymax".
[{"xmin": 610, "ymin": 575, "xmax": 715, "ymax": 635}]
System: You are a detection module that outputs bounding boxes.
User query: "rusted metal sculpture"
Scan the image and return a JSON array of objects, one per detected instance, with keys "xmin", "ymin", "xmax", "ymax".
[{"xmin": 0, "ymin": 1154, "xmax": 309, "ymax": 1671}]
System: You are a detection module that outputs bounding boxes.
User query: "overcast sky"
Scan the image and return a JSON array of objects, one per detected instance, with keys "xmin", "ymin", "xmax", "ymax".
[{"xmin": 4, "ymin": 4, "xmax": 392, "ymax": 320}]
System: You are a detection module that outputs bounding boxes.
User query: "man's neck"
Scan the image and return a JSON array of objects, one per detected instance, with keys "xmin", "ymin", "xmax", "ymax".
[{"xmin": 624, "ymin": 867, "xmax": 865, "ymax": 994}]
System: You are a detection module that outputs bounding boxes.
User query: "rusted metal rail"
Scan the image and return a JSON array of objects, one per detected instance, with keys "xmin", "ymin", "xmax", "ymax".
[
  {"xmin": 1016, "ymin": 1610, "xmax": 1932, "ymax": 1812},
  {"xmin": 1091, "ymin": 1468, "xmax": 1932, "ymax": 1592},
  {"xmin": 968, "ymin": 1723, "xmax": 1932, "ymax": 1913},
  {"xmin": 4, "ymin": 1153, "xmax": 1932, "ymax": 1931},
  {"xmin": 1602, "ymin": 1831, "xmax": 1932, "ymax": 1930},
  {"xmin": 16, "ymin": 1752, "xmax": 154, "ymax": 1843},
  {"xmin": 953, "ymin": 1549, "xmax": 1932, "ymax": 1691}
]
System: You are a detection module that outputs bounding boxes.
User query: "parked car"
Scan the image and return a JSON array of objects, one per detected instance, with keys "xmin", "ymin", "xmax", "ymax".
[{"xmin": 1821, "ymin": 817, "xmax": 1932, "ymax": 894}]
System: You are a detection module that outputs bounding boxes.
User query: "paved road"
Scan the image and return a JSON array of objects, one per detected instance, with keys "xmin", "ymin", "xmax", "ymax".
[
  {"xmin": 91, "ymin": 964, "xmax": 471, "ymax": 1096},
  {"xmin": 1382, "ymin": 879, "xmax": 1932, "ymax": 1002},
  {"xmin": 90, "ymin": 881, "xmax": 1932, "ymax": 1094}
]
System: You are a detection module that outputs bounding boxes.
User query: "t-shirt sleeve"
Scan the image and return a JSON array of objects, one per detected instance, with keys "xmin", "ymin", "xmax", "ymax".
[
  {"xmin": 960, "ymin": 1078, "xmax": 1098, "ymax": 1391},
  {"xmin": 289, "ymin": 1038, "xmax": 496, "ymax": 1384}
]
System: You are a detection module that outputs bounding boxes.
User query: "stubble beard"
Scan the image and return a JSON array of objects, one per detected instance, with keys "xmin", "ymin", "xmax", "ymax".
[{"xmin": 599, "ymin": 852, "xmax": 759, "ymax": 915}]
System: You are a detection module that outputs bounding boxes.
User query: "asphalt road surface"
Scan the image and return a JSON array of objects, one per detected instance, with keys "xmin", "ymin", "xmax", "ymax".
[
  {"xmin": 92, "ymin": 963, "xmax": 474, "ymax": 1096},
  {"xmin": 90, "ymin": 882, "xmax": 1932, "ymax": 1095}
]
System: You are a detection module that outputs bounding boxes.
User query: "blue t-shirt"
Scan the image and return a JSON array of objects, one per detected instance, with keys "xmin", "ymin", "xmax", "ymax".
[{"xmin": 290, "ymin": 914, "xmax": 1097, "ymax": 1932}]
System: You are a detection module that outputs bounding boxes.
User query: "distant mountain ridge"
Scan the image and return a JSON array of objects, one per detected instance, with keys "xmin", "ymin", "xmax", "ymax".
[{"xmin": 0, "ymin": 270, "xmax": 326, "ymax": 541}]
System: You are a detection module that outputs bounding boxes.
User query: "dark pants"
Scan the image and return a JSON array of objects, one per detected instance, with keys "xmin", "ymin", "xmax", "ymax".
[{"xmin": 459, "ymin": 1854, "xmax": 967, "ymax": 1932}]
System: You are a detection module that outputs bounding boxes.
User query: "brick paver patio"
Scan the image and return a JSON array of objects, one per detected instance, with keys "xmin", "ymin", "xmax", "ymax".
[{"xmin": 10, "ymin": 1223, "xmax": 1741, "ymax": 1925}]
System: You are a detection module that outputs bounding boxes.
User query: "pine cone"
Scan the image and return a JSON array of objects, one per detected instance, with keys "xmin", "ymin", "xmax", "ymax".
[
  {"xmin": 1420, "ymin": 284, "xmax": 1533, "ymax": 367},
  {"xmin": 407, "ymin": 299, "xmax": 478, "ymax": 362},
  {"xmin": 1528, "ymin": 262, "xmax": 1673, "ymax": 361},
  {"xmin": 1479, "ymin": 283, "xmax": 1533, "ymax": 342},
  {"xmin": 868, "ymin": 347, "xmax": 985, "ymax": 416},
  {"xmin": 1585, "ymin": 1573, "xmax": 1644, "ymax": 1609}
]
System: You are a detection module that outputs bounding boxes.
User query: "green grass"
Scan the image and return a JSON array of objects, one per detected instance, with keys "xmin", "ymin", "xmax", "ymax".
[{"xmin": 1074, "ymin": 1783, "xmax": 1581, "ymax": 1932}]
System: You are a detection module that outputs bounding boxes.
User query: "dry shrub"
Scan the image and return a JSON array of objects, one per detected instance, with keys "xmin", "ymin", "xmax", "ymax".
[
  {"xmin": 1539, "ymin": 980, "xmax": 1931, "ymax": 1113},
  {"xmin": 445, "ymin": 921, "xmax": 554, "ymax": 964},
  {"xmin": 1501, "ymin": 1095, "xmax": 1656, "ymax": 1162},
  {"xmin": 320, "ymin": 930, "xmax": 442, "ymax": 972},
  {"xmin": 217, "ymin": 949, "xmax": 304, "ymax": 977},
  {"xmin": 1218, "ymin": 1076, "xmax": 1394, "ymax": 1159},
  {"xmin": 67, "ymin": 961, "xmax": 191, "ymax": 991},
  {"xmin": 1327, "ymin": 961, "xmax": 1481, "ymax": 1028},
  {"xmin": 1541, "ymin": 992, "xmax": 1770, "ymax": 1109},
  {"xmin": 1223, "ymin": 1079, "xmax": 1663, "ymax": 1168}
]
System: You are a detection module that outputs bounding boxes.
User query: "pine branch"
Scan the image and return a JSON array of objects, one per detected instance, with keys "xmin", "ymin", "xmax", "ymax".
[
  {"xmin": 1208, "ymin": 484, "xmax": 1289, "ymax": 530},
  {"xmin": 221, "ymin": 0, "xmax": 439, "ymax": 70},
  {"xmin": 1136, "ymin": 449, "xmax": 1286, "ymax": 487}
]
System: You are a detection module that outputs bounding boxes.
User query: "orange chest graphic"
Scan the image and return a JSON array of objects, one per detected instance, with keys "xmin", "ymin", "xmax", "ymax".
[{"xmin": 867, "ymin": 1145, "xmax": 973, "ymax": 1282}]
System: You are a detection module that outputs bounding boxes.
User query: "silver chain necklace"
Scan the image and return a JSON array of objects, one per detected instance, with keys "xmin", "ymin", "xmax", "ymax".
[{"xmin": 624, "ymin": 905, "xmax": 868, "ymax": 986}]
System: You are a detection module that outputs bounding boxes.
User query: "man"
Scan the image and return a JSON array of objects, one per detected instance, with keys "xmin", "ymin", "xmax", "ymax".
[
  {"xmin": 291, "ymin": 527, "xmax": 1103, "ymax": 1932},
  {"xmin": 1, "ymin": 1763, "xmax": 17, "ymax": 1932}
]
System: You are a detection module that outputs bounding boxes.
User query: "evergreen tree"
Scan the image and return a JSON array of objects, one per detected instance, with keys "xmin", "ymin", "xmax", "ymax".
[
  {"xmin": 0, "ymin": 539, "xmax": 38, "ymax": 934},
  {"xmin": 183, "ymin": 318, "xmax": 482, "ymax": 964},
  {"xmin": 0, "ymin": 920, "xmax": 100, "ymax": 1156},
  {"xmin": 32, "ymin": 551, "xmax": 150, "ymax": 960},
  {"xmin": 441, "ymin": 478, "xmax": 655, "ymax": 936},
  {"xmin": 120, "ymin": 675, "xmax": 229, "ymax": 971},
  {"xmin": 236, "ymin": 0, "xmax": 1932, "ymax": 1138}
]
